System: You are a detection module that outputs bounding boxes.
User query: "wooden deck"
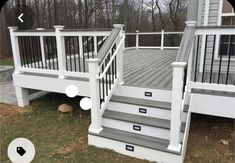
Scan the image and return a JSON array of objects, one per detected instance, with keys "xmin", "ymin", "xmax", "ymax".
[{"xmin": 123, "ymin": 49, "xmax": 177, "ymax": 90}]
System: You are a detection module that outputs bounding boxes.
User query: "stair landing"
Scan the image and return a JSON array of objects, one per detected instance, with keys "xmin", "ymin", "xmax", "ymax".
[{"xmin": 123, "ymin": 49, "xmax": 177, "ymax": 90}]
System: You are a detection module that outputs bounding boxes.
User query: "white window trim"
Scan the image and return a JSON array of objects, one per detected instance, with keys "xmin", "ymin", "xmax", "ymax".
[{"xmin": 215, "ymin": 0, "xmax": 235, "ymax": 61}]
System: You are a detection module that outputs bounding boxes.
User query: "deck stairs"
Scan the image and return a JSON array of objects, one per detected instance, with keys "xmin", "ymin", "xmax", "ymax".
[{"xmin": 88, "ymin": 85, "xmax": 191, "ymax": 163}]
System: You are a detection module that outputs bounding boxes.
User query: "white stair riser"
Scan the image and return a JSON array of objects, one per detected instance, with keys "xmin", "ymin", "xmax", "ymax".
[
  {"xmin": 114, "ymin": 85, "xmax": 172, "ymax": 103},
  {"xmin": 108, "ymin": 102, "xmax": 187, "ymax": 122},
  {"xmin": 88, "ymin": 134, "xmax": 183, "ymax": 163},
  {"xmin": 102, "ymin": 118, "xmax": 184, "ymax": 142}
]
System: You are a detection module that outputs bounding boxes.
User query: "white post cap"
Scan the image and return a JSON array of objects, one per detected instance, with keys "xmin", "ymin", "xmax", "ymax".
[
  {"xmin": 53, "ymin": 25, "xmax": 65, "ymax": 29},
  {"xmin": 113, "ymin": 24, "xmax": 124, "ymax": 29},
  {"xmin": 185, "ymin": 21, "xmax": 197, "ymax": 27},
  {"xmin": 8, "ymin": 27, "xmax": 18, "ymax": 30},
  {"xmin": 36, "ymin": 28, "xmax": 45, "ymax": 30}
]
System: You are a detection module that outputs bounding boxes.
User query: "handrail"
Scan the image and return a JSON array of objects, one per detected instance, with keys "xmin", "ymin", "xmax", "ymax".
[
  {"xmin": 96, "ymin": 28, "xmax": 121, "ymax": 65},
  {"xmin": 175, "ymin": 26, "xmax": 196, "ymax": 62},
  {"xmin": 98, "ymin": 35, "xmax": 125, "ymax": 79},
  {"xmin": 195, "ymin": 26, "xmax": 235, "ymax": 35}
]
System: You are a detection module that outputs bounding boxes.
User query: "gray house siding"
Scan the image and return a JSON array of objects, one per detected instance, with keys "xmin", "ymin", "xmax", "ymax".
[{"xmin": 196, "ymin": 0, "xmax": 235, "ymax": 73}]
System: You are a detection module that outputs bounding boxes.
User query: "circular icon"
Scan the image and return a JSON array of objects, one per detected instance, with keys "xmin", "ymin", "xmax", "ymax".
[
  {"xmin": 65, "ymin": 85, "xmax": 78, "ymax": 98},
  {"xmin": 8, "ymin": 138, "xmax": 35, "ymax": 163},
  {"xmin": 80, "ymin": 97, "xmax": 92, "ymax": 110},
  {"xmin": 6, "ymin": 4, "xmax": 35, "ymax": 29}
]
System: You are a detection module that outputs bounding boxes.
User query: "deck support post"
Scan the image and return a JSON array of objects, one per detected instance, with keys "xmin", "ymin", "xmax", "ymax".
[
  {"xmin": 87, "ymin": 59, "xmax": 103, "ymax": 134},
  {"xmin": 114, "ymin": 24, "xmax": 125, "ymax": 85},
  {"xmin": 54, "ymin": 25, "xmax": 66, "ymax": 78},
  {"xmin": 36, "ymin": 28, "xmax": 46, "ymax": 67},
  {"xmin": 168, "ymin": 62, "xmax": 187, "ymax": 152},
  {"xmin": 8, "ymin": 27, "xmax": 21, "ymax": 73},
  {"xmin": 161, "ymin": 30, "xmax": 164, "ymax": 50},
  {"xmin": 15, "ymin": 87, "xmax": 29, "ymax": 107},
  {"xmin": 136, "ymin": 30, "xmax": 139, "ymax": 49}
]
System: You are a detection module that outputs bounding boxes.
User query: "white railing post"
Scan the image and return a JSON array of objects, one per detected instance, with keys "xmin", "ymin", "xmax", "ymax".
[
  {"xmin": 54, "ymin": 25, "xmax": 66, "ymax": 78},
  {"xmin": 167, "ymin": 62, "xmax": 187, "ymax": 152},
  {"xmin": 8, "ymin": 27, "xmax": 21, "ymax": 73},
  {"xmin": 136, "ymin": 30, "xmax": 139, "ymax": 49},
  {"xmin": 94, "ymin": 36, "xmax": 98, "ymax": 55},
  {"xmin": 113, "ymin": 24, "xmax": 125, "ymax": 85},
  {"xmin": 87, "ymin": 58, "xmax": 103, "ymax": 134},
  {"xmin": 36, "ymin": 28, "xmax": 46, "ymax": 67},
  {"xmin": 161, "ymin": 30, "xmax": 164, "ymax": 50},
  {"xmin": 79, "ymin": 36, "xmax": 83, "ymax": 57}
]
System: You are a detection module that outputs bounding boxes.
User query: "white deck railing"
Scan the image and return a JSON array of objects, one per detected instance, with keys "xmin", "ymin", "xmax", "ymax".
[
  {"xmin": 168, "ymin": 23, "xmax": 235, "ymax": 153},
  {"xmin": 87, "ymin": 24, "xmax": 125, "ymax": 133},
  {"xmin": 9, "ymin": 26, "xmax": 110, "ymax": 79},
  {"xmin": 125, "ymin": 30, "xmax": 183, "ymax": 50}
]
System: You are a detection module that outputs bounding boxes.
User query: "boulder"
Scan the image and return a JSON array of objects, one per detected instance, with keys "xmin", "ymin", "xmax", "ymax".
[{"xmin": 58, "ymin": 104, "xmax": 73, "ymax": 113}]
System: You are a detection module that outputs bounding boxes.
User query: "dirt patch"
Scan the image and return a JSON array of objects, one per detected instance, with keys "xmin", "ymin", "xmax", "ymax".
[
  {"xmin": 56, "ymin": 136, "xmax": 88, "ymax": 154},
  {"xmin": 185, "ymin": 114, "xmax": 235, "ymax": 163},
  {"xmin": 0, "ymin": 103, "xmax": 31, "ymax": 122}
]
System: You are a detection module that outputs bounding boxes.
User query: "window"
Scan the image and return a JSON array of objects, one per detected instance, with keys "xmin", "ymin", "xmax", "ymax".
[{"xmin": 219, "ymin": 0, "xmax": 235, "ymax": 57}]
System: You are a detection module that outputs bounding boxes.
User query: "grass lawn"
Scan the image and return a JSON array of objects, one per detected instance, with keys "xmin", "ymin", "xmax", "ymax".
[
  {"xmin": 0, "ymin": 93, "xmax": 234, "ymax": 163},
  {"xmin": 0, "ymin": 57, "xmax": 14, "ymax": 66}
]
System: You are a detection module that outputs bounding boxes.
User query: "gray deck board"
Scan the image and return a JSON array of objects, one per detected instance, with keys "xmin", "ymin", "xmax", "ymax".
[
  {"xmin": 123, "ymin": 49, "xmax": 177, "ymax": 90},
  {"xmin": 111, "ymin": 95, "xmax": 171, "ymax": 110}
]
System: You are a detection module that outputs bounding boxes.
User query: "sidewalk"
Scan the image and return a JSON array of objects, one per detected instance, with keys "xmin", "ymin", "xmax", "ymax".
[{"xmin": 0, "ymin": 81, "xmax": 17, "ymax": 105}]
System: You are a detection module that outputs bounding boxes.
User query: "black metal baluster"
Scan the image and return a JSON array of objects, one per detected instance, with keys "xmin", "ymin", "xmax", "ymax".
[
  {"xmin": 105, "ymin": 58, "xmax": 108, "ymax": 96},
  {"xmin": 99, "ymin": 78, "xmax": 103, "ymax": 105},
  {"xmin": 217, "ymin": 35, "xmax": 224, "ymax": 84},
  {"xmin": 29, "ymin": 36, "xmax": 36, "ymax": 68},
  {"xmin": 225, "ymin": 35, "xmax": 234, "ymax": 84},
  {"xmin": 209, "ymin": 35, "xmax": 216, "ymax": 83},
  {"xmin": 82, "ymin": 37, "xmax": 86, "ymax": 72},
  {"xmin": 201, "ymin": 35, "xmax": 208, "ymax": 82},
  {"xmin": 114, "ymin": 56, "xmax": 117, "ymax": 78},
  {"xmin": 35, "ymin": 36, "xmax": 41, "ymax": 68},
  {"xmin": 86, "ymin": 36, "xmax": 89, "ymax": 59},
  {"xmin": 72, "ymin": 37, "xmax": 77, "ymax": 71},
  {"xmin": 76, "ymin": 37, "xmax": 81, "ymax": 72},
  {"xmin": 22, "ymin": 37, "xmax": 29, "ymax": 67},
  {"xmin": 194, "ymin": 35, "xmax": 200, "ymax": 82},
  {"xmin": 102, "ymin": 65, "xmax": 105, "ymax": 102},
  {"xmin": 112, "ymin": 60, "xmax": 114, "ymax": 84},
  {"xmin": 109, "ymin": 67, "xmax": 111, "ymax": 90},
  {"xmin": 92, "ymin": 37, "xmax": 94, "ymax": 58},
  {"xmin": 18, "ymin": 37, "xmax": 25, "ymax": 66}
]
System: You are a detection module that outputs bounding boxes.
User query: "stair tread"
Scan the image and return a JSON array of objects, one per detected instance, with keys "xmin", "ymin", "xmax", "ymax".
[
  {"xmin": 103, "ymin": 110, "xmax": 185, "ymax": 132},
  {"xmin": 89, "ymin": 127, "xmax": 181, "ymax": 155},
  {"xmin": 111, "ymin": 95, "xmax": 189, "ymax": 112},
  {"xmin": 111, "ymin": 95, "xmax": 171, "ymax": 109}
]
